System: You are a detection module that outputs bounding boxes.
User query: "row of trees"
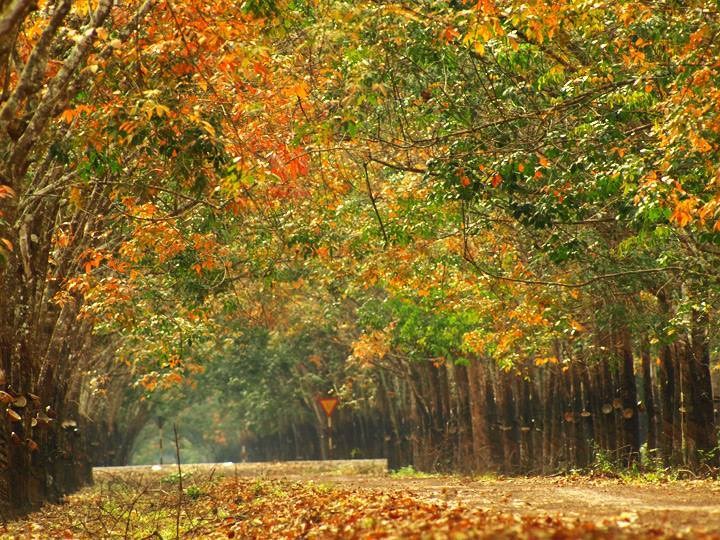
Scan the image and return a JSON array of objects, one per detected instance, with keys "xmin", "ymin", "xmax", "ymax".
[
  {"xmin": 152, "ymin": 0, "xmax": 720, "ymax": 473},
  {"xmin": 2, "ymin": 0, "xmax": 720, "ymax": 513},
  {"xmin": 0, "ymin": 0, "xmax": 297, "ymax": 513}
]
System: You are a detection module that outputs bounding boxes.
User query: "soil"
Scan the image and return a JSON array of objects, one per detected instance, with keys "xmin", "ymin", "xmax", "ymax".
[
  {"xmin": 142, "ymin": 460, "xmax": 720, "ymax": 531},
  {"xmin": 11, "ymin": 462, "xmax": 719, "ymax": 538},
  {"xmin": 329, "ymin": 475, "xmax": 720, "ymax": 533}
]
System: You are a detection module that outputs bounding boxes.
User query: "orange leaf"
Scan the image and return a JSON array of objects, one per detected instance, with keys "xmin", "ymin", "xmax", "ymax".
[
  {"xmin": 441, "ymin": 26, "xmax": 460, "ymax": 42},
  {"xmin": 0, "ymin": 185, "xmax": 15, "ymax": 199}
]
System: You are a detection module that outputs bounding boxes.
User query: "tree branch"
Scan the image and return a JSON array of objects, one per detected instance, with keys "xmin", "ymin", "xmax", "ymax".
[
  {"xmin": 0, "ymin": 0, "xmax": 31, "ymax": 41},
  {"xmin": 8, "ymin": 0, "xmax": 114, "ymax": 179},
  {"xmin": 462, "ymin": 244, "xmax": 685, "ymax": 289},
  {"xmin": 363, "ymin": 163, "xmax": 389, "ymax": 247}
]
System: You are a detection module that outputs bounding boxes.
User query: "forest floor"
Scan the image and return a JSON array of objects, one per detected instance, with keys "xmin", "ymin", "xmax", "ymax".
[{"xmin": 3, "ymin": 461, "xmax": 720, "ymax": 539}]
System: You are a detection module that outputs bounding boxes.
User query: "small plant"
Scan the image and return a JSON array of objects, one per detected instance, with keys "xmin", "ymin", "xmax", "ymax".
[
  {"xmin": 251, "ymin": 479, "xmax": 267, "ymax": 497},
  {"xmin": 389, "ymin": 465, "xmax": 436, "ymax": 478},
  {"xmin": 588, "ymin": 444, "xmax": 680, "ymax": 483},
  {"xmin": 698, "ymin": 446, "xmax": 720, "ymax": 471},
  {"xmin": 472, "ymin": 472, "xmax": 499, "ymax": 483},
  {"xmin": 590, "ymin": 448, "xmax": 617, "ymax": 477},
  {"xmin": 185, "ymin": 485, "xmax": 204, "ymax": 500},
  {"xmin": 314, "ymin": 482, "xmax": 334, "ymax": 494},
  {"xmin": 161, "ymin": 471, "xmax": 191, "ymax": 485}
]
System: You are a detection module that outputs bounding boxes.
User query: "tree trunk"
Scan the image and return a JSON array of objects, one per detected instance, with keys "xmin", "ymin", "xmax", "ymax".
[
  {"xmin": 497, "ymin": 370, "xmax": 520, "ymax": 473},
  {"xmin": 619, "ymin": 329, "xmax": 640, "ymax": 466},
  {"xmin": 685, "ymin": 310, "xmax": 718, "ymax": 469},
  {"xmin": 452, "ymin": 362, "xmax": 474, "ymax": 472},
  {"xmin": 640, "ymin": 340, "xmax": 658, "ymax": 456},
  {"xmin": 466, "ymin": 358, "xmax": 492, "ymax": 471}
]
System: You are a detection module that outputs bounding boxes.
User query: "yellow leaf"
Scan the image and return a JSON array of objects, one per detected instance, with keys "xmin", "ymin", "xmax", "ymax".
[
  {"xmin": 69, "ymin": 186, "xmax": 83, "ymax": 206},
  {"xmin": 283, "ymin": 81, "xmax": 309, "ymax": 100},
  {"xmin": 155, "ymin": 104, "xmax": 171, "ymax": 117},
  {"xmin": 570, "ymin": 320, "xmax": 585, "ymax": 332},
  {"xmin": 689, "ymin": 131, "xmax": 712, "ymax": 153},
  {"xmin": 201, "ymin": 121, "xmax": 216, "ymax": 137}
]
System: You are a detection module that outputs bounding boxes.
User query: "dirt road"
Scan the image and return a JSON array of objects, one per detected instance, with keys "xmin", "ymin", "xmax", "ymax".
[
  {"xmin": 335, "ymin": 475, "xmax": 720, "ymax": 532},
  {"xmin": 96, "ymin": 460, "xmax": 720, "ymax": 532},
  {"xmin": 4, "ymin": 461, "xmax": 719, "ymax": 538}
]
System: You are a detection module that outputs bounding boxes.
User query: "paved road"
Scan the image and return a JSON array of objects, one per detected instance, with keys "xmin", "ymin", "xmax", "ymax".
[{"xmin": 94, "ymin": 458, "xmax": 388, "ymax": 478}]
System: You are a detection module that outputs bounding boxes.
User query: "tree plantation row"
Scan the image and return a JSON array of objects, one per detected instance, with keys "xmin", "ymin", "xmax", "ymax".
[
  {"xmin": 2, "ymin": 0, "xmax": 720, "ymax": 515},
  {"xmin": 158, "ymin": 301, "xmax": 714, "ymax": 476}
]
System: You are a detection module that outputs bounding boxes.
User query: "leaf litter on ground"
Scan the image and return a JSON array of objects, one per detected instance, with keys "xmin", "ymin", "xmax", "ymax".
[{"xmin": 2, "ymin": 472, "xmax": 719, "ymax": 539}]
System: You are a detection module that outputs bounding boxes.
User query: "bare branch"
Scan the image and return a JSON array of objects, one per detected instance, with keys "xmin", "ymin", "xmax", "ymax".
[
  {"xmin": 8, "ymin": 0, "xmax": 114, "ymax": 179},
  {"xmin": 0, "ymin": 0, "xmax": 71, "ymax": 131},
  {"xmin": 462, "ymin": 246, "xmax": 686, "ymax": 289},
  {"xmin": 0, "ymin": 0, "xmax": 31, "ymax": 41},
  {"xmin": 363, "ymin": 163, "xmax": 389, "ymax": 248}
]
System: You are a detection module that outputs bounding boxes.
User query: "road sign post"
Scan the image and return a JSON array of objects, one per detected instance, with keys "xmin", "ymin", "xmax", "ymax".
[
  {"xmin": 157, "ymin": 416, "xmax": 165, "ymax": 466},
  {"xmin": 316, "ymin": 397, "xmax": 338, "ymax": 460}
]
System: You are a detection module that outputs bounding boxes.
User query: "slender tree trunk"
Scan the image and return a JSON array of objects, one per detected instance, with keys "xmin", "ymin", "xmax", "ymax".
[
  {"xmin": 672, "ymin": 344, "xmax": 684, "ymax": 465},
  {"xmin": 497, "ymin": 370, "xmax": 520, "ymax": 473},
  {"xmin": 572, "ymin": 363, "xmax": 590, "ymax": 468},
  {"xmin": 659, "ymin": 341, "xmax": 677, "ymax": 464},
  {"xmin": 600, "ymin": 358, "xmax": 617, "ymax": 462},
  {"xmin": 466, "ymin": 358, "xmax": 492, "ymax": 471},
  {"xmin": 619, "ymin": 329, "xmax": 640, "ymax": 466},
  {"xmin": 685, "ymin": 309, "xmax": 718, "ymax": 469},
  {"xmin": 452, "ymin": 362, "xmax": 474, "ymax": 472},
  {"xmin": 640, "ymin": 340, "xmax": 658, "ymax": 456},
  {"xmin": 518, "ymin": 375, "xmax": 534, "ymax": 472},
  {"xmin": 485, "ymin": 365, "xmax": 504, "ymax": 469}
]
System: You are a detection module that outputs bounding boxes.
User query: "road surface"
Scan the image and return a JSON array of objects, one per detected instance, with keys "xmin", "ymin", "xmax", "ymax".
[{"xmin": 92, "ymin": 460, "xmax": 720, "ymax": 531}]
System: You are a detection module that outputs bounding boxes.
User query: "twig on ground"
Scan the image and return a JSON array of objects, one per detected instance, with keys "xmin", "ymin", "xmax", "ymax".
[
  {"xmin": 173, "ymin": 423, "xmax": 183, "ymax": 540},
  {"xmin": 123, "ymin": 485, "xmax": 148, "ymax": 539}
]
